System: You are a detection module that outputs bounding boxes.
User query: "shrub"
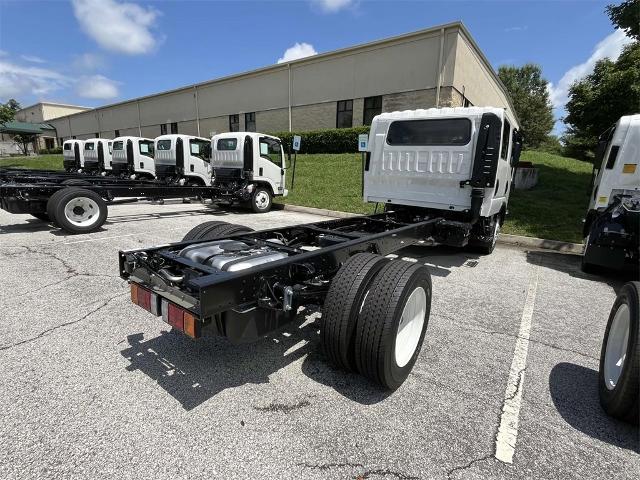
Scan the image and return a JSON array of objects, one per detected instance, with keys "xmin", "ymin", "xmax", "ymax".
[
  {"xmin": 269, "ymin": 126, "xmax": 370, "ymax": 154},
  {"xmin": 39, "ymin": 146, "xmax": 62, "ymax": 155}
]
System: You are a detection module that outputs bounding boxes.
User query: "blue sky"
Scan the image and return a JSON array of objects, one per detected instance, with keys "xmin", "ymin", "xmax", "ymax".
[{"xmin": 0, "ymin": 0, "xmax": 633, "ymax": 133}]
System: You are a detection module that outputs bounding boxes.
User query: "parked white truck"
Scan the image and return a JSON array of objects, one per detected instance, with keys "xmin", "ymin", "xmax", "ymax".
[
  {"xmin": 210, "ymin": 132, "xmax": 288, "ymax": 213},
  {"xmin": 62, "ymin": 139, "xmax": 85, "ymax": 172},
  {"xmin": 153, "ymin": 134, "xmax": 212, "ymax": 186},
  {"xmin": 82, "ymin": 138, "xmax": 113, "ymax": 173},
  {"xmin": 582, "ymin": 114, "xmax": 639, "ymax": 273},
  {"xmin": 111, "ymin": 136, "xmax": 156, "ymax": 179},
  {"xmin": 364, "ymin": 107, "xmax": 522, "ymax": 252}
]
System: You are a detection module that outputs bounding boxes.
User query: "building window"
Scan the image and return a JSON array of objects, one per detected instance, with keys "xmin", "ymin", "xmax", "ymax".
[
  {"xmin": 94, "ymin": 132, "xmax": 100, "ymax": 138},
  {"xmin": 170, "ymin": 122, "xmax": 178, "ymax": 134},
  {"xmin": 229, "ymin": 114, "xmax": 240, "ymax": 132},
  {"xmin": 363, "ymin": 96, "xmax": 382, "ymax": 126},
  {"xmin": 45, "ymin": 138, "xmax": 55, "ymax": 150},
  {"xmin": 245, "ymin": 112, "xmax": 256, "ymax": 132},
  {"xmin": 115, "ymin": 129, "xmax": 120, "ymax": 137},
  {"xmin": 160, "ymin": 124, "xmax": 168, "ymax": 135},
  {"xmin": 336, "ymin": 100, "xmax": 353, "ymax": 129},
  {"xmin": 72, "ymin": 136, "xmax": 77, "ymax": 139}
]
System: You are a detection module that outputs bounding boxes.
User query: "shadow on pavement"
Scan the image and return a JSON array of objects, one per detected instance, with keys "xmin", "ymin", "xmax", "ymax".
[
  {"xmin": 526, "ymin": 250, "xmax": 628, "ymax": 293},
  {"xmin": 121, "ymin": 312, "xmax": 393, "ymax": 409},
  {"xmin": 395, "ymin": 244, "xmax": 481, "ymax": 277},
  {"xmin": 549, "ymin": 362, "xmax": 639, "ymax": 452}
]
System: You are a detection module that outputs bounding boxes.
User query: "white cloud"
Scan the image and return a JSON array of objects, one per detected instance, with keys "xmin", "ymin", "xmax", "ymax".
[
  {"xmin": 71, "ymin": 0, "xmax": 161, "ymax": 55},
  {"xmin": 277, "ymin": 42, "xmax": 318, "ymax": 63},
  {"xmin": 73, "ymin": 53, "xmax": 106, "ymax": 71},
  {"xmin": 548, "ymin": 29, "xmax": 633, "ymax": 109},
  {"xmin": 20, "ymin": 55, "xmax": 46, "ymax": 64},
  {"xmin": 0, "ymin": 60, "xmax": 69, "ymax": 99},
  {"xmin": 313, "ymin": 0, "xmax": 356, "ymax": 13},
  {"xmin": 75, "ymin": 75, "xmax": 120, "ymax": 99}
]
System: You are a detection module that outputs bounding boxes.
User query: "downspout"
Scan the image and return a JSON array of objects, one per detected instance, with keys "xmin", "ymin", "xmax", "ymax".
[
  {"xmin": 288, "ymin": 63, "xmax": 292, "ymax": 132},
  {"xmin": 67, "ymin": 116, "xmax": 72, "ymax": 139},
  {"xmin": 136, "ymin": 100, "xmax": 142, "ymax": 136},
  {"xmin": 194, "ymin": 86, "xmax": 201, "ymax": 136},
  {"xmin": 96, "ymin": 110, "xmax": 102, "ymax": 138},
  {"xmin": 435, "ymin": 27, "xmax": 445, "ymax": 107}
]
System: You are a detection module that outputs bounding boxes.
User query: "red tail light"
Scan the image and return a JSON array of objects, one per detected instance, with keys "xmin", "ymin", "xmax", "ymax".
[{"xmin": 130, "ymin": 283, "xmax": 161, "ymax": 315}]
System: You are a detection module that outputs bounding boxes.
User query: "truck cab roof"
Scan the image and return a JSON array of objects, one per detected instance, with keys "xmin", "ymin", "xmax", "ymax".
[
  {"xmin": 212, "ymin": 132, "xmax": 282, "ymax": 145},
  {"xmin": 155, "ymin": 134, "xmax": 210, "ymax": 143},
  {"xmin": 372, "ymin": 106, "xmax": 519, "ymax": 131}
]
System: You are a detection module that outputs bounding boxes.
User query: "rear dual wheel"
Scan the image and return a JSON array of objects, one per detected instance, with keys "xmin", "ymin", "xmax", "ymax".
[
  {"xmin": 321, "ymin": 254, "xmax": 432, "ymax": 390},
  {"xmin": 46, "ymin": 187, "xmax": 108, "ymax": 234},
  {"xmin": 182, "ymin": 221, "xmax": 254, "ymax": 242}
]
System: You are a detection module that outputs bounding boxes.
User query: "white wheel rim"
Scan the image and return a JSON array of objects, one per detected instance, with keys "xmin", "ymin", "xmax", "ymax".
[
  {"xmin": 395, "ymin": 286, "xmax": 426, "ymax": 367},
  {"xmin": 604, "ymin": 303, "xmax": 630, "ymax": 390},
  {"xmin": 255, "ymin": 191, "xmax": 270, "ymax": 210},
  {"xmin": 64, "ymin": 197, "xmax": 100, "ymax": 227}
]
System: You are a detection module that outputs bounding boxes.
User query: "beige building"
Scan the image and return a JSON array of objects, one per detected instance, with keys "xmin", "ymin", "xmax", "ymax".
[
  {"xmin": 47, "ymin": 21, "xmax": 516, "ymax": 142},
  {"xmin": 0, "ymin": 102, "xmax": 90, "ymax": 153}
]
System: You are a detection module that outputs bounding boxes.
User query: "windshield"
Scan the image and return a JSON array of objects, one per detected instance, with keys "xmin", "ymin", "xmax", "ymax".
[
  {"xmin": 113, "ymin": 141, "xmax": 124, "ymax": 151},
  {"xmin": 157, "ymin": 139, "xmax": 172, "ymax": 151}
]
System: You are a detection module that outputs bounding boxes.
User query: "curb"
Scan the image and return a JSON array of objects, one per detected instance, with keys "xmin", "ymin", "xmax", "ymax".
[
  {"xmin": 280, "ymin": 203, "xmax": 584, "ymax": 254},
  {"xmin": 497, "ymin": 233, "xmax": 584, "ymax": 254}
]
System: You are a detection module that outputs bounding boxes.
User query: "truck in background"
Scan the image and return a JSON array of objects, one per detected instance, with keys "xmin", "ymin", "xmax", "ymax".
[
  {"xmin": 582, "ymin": 114, "xmax": 639, "ymax": 274},
  {"xmin": 111, "ymin": 136, "xmax": 156, "ymax": 179},
  {"xmin": 154, "ymin": 134, "xmax": 213, "ymax": 186},
  {"xmin": 62, "ymin": 139, "xmax": 85, "ymax": 172},
  {"xmin": 83, "ymin": 138, "xmax": 113, "ymax": 174}
]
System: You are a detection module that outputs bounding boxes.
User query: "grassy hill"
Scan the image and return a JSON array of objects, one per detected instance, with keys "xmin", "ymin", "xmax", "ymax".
[{"xmin": 2, "ymin": 150, "xmax": 591, "ymax": 242}]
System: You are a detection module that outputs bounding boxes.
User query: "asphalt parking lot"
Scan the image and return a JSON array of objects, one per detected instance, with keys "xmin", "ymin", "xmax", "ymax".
[{"xmin": 0, "ymin": 202, "xmax": 637, "ymax": 480}]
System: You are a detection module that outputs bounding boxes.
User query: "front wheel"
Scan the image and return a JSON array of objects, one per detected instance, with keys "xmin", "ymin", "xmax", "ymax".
[
  {"xmin": 251, "ymin": 187, "xmax": 272, "ymax": 213},
  {"xmin": 599, "ymin": 281, "xmax": 639, "ymax": 424}
]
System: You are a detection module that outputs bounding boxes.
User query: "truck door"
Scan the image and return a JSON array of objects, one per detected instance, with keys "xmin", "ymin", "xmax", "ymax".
[{"xmin": 257, "ymin": 137, "xmax": 284, "ymax": 194}]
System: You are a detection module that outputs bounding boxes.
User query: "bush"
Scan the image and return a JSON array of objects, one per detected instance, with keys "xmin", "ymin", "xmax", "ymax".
[
  {"xmin": 269, "ymin": 126, "xmax": 370, "ymax": 154},
  {"xmin": 40, "ymin": 146, "xmax": 62, "ymax": 155}
]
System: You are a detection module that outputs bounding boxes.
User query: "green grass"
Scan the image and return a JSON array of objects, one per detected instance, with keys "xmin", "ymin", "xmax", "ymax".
[
  {"xmin": 0, "ymin": 154, "xmax": 64, "ymax": 170},
  {"xmin": 3, "ymin": 151, "xmax": 591, "ymax": 242},
  {"xmin": 277, "ymin": 150, "xmax": 592, "ymax": 243}
]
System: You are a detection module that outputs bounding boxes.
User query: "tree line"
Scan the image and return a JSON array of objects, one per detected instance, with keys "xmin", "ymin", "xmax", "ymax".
[{"xmin": 497, "ymin": 0, "xmax": 638, "ymax": 161}]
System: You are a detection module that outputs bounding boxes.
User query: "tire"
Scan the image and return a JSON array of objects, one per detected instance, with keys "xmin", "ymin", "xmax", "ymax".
[
  {"xmin": 30, "ymin": 212, "xmax": 50, "ymax": 222},
  {"xmin": 251, "ymin": 187, "xmax": 272, "ymax": 213},
  {"xmin": 598, "ymin": 281, "xmax": 639, "ymax": 424},
  {"xmin": 61, "ymin": 179, "xmax": 91, "ymax": 186},
  {"xmin": 48, "ymin": 187, "xmax": 108, "ymax": 234},
  {"xmin": 355, "ymin": 260, "xmax": 432, "ymax": 390},
  {"xmin": 321, "ymin": 253, "xmax": 389, "ymax": 372},
  {"xmin": 181, "ymin": 221, "xmax": 254, "ymax": 242},
  {"xmin": 468, "ymin": 215, "xmax": 500, "ymax": 254}
]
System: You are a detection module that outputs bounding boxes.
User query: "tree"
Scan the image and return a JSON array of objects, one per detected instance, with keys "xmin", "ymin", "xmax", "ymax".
[
  {"xmin": 0, "ymin": 98, "xmax": 20, "ymax": 125},
  {"xmin": 563, "ymin": 42, "xmax": 640, "ymax": 160},
  {"xmin": 497, "ymin": 64, "xmax": 554, "ymax": 148},
  {"xmin": 12, "ymin": 134, "xmax": 38, "ymax": 156},
  {"xmin": 607, "ymin": 0, "xmax": 640, "ymax": 40}
]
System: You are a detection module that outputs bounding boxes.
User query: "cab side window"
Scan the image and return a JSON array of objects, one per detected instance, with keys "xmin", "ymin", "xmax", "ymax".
[
  {"xmin": 190, "ymin": 139, "xmax": 211, "ymax": 161},
  {"xmin": 259, "ymin": 138, "xmax": 282, "ymax": 166},
  {"xmin": 139, "ymin": 140, "xmax": 154, "ymax": 157},
  {"xmin": 500, "ymin": 119, "xmax": 511, "ymax": 161}
]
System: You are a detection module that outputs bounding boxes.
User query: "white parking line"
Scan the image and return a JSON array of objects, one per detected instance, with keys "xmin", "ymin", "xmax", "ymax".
[{"xmin": 495, "ymin": 266, "xmax": 539, "ymax": 464}]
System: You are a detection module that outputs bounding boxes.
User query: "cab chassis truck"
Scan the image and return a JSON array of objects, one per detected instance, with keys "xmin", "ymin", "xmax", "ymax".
[{"xmin": 119, "ymin": 108, "xmax": 523, "ymax": 389}]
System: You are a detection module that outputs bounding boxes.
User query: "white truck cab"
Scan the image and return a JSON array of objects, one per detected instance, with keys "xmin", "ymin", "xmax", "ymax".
[
  {"xmin": 62, "ymin": 139, "xmax": 85, "ymax": 172},
  {"xmin": 154, "ymin": 134, "xmax": 212, "ymax": 186},
  {"xmin": 211, "ymin": 132, "xmax": 288, "ymax": 212},
  {"xmin": 111, "ymin": 136, "xmax": 156, "ymax": 179},
  {"xmin": 364, "ymin": 107, "xmax": 521, "ymax": 252},
  {"xmin": 588, "ymin": 114, "xmax": 640, "ymax": 213},
  {"xmin": 82, "ymin": 138, "xmax": 113, "ymax": 173}
]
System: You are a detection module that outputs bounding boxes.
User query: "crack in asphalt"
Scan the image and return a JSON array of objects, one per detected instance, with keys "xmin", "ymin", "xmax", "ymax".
[
  {"xmin": 298, "ymin": 462, "xmax": 417, "ymax": 479},
  {"xmin": 254, "ymin": 399, "xmax": 311, "ymax": 414},
  {"xmin": 446, "ymin": 453, "xmax": 494, "ymax": 479},
  {"xmin": 0, "ymin": 292, "xmax": 127, "ymax": 352}
]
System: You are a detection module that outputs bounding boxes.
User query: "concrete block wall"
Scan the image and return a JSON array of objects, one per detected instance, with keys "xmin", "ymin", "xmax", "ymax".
[
  {"xmin": 257, "ymin": 108, "xmax": 289, "ymax": 133},
  {"xmin": 291, "ymin": 102, "xmax": 337, "ymax": 131}
]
